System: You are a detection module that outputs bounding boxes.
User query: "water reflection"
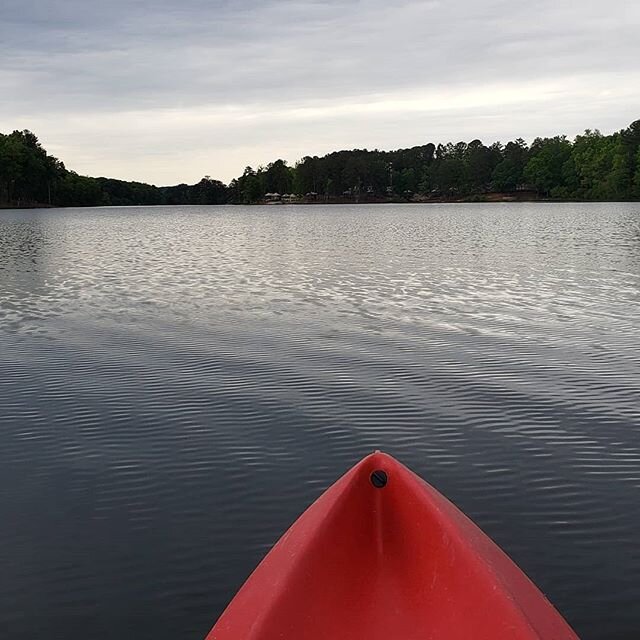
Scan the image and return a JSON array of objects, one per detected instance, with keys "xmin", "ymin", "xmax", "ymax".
[
  {"xmin": 0, "ymin": 211, "xmax": 55, "ymax": 333},
  {"xmin": 0, "ymin": 203, "xmax": 639, "ymax": 640}
]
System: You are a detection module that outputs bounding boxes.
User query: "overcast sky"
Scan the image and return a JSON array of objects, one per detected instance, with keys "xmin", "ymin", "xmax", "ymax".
[{"xmin": 1, "ymin": 0, "xmax": 639, "ymax": 184}]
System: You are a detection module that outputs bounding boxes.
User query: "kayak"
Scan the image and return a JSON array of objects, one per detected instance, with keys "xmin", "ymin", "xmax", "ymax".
[{"xmin": 206, "ymin": 451, "xmax": 579, "ymax": 639}]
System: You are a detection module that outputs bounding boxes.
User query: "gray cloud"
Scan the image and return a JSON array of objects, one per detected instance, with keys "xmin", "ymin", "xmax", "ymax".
[{"xmin": 1, "ymin": 0, "xmax": 639, "ymax": 183}]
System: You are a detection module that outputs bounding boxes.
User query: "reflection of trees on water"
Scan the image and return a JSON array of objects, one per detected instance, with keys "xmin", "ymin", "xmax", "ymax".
[
  {"xmin": 0, "ymin": 212, "xmax": 53, "ymax": 332},
  {"xmin": 616, "ymin": 211, "xmax": 640, "ymax": 277}
]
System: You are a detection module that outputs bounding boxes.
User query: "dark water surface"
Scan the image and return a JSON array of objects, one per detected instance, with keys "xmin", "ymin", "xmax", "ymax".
[{"xmin": 1, "ymin": 203, "xmax": 639, "ymax": 639}]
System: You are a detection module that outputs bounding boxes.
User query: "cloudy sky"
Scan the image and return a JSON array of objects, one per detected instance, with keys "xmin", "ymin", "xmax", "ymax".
[{"xmin": 1, "ymin": 0, "xmax": 639, "ymax": 185}]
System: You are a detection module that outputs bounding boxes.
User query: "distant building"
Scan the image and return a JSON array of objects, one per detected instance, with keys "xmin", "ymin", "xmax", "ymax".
[{"xmin": 265, "ymin": 192, "xmax": 282, "ymax": 204}]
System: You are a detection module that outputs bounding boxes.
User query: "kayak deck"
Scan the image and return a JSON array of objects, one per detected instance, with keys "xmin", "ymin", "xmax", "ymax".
[{"xmin": 206, "ymin": 451, "xmax": 578, "ymax": 639}]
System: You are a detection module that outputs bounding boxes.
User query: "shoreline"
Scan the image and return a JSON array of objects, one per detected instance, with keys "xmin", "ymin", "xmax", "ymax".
[{"xmin": 2, "ymin": 196, "xmax": 637, "ymax": 210}]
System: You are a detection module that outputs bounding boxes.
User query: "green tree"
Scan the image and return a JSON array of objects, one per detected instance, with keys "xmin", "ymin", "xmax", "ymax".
[
  {"xmin": 491, "ymin": 139, "xmax": 528, "ymax": 191},
  {"xmin": 464, "ymin": 140, "xmax": 499, "ymax": 193},
  {"xmin": 632, "ymin": 147, "xmax": 640, "ymax": 199},
  {"xmin": 240, "ymin": 167, "xmax": 262, "ymax": 203},
  {"xmin": 265, "ymin": 159, "xmax": 293, "ymax": 194},
  {"xmin": 523, "ymin": 136, "xmax": 572, "ymax": 196}
]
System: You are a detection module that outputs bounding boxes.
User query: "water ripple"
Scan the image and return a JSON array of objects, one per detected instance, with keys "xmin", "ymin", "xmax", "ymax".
[{"xmin": 0, "ymin": 203, "xmax": 639, "ymax": 639}]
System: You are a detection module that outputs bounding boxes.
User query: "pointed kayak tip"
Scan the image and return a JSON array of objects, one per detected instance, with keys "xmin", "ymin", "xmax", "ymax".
[{"xmin": 206, "ymin": 452, "xmax": 579, "ymax": 640}]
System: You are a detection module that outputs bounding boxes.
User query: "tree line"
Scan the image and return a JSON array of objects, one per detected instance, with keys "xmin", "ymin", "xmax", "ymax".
[
  {"xmin": 1, "ymin": 119, "xmax": 639, "ymax": 208},
  {"xmin": 0, "ymin": 130, "xmax": 227, "ymax": 208}
]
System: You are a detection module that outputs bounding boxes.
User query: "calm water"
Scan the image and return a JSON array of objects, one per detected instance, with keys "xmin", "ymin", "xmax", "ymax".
[{"xmin": 1, "ymin": 203, "xmax": 639, "ymax": 639}]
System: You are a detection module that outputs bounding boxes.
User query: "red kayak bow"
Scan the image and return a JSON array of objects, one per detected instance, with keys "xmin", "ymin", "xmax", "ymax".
[{"xmin": 206, "ymin": 451, "xmax": 579, "ymax": 639}]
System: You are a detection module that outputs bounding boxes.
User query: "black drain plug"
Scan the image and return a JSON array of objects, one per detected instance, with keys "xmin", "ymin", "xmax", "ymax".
[{"xmin": 370, "ymin": 470, "xmax": 388, "ymax": 488}]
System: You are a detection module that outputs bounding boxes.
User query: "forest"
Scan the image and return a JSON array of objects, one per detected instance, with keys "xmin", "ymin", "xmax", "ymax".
[{"xmin": 1, "ymin": 119, "xmax": 639, "ymax": 208}]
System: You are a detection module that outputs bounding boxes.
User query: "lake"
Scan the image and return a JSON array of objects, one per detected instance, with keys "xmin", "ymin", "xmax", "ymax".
[{"xmin": 1, "ymin": 202, "xmax": 639, "ymax": 639}]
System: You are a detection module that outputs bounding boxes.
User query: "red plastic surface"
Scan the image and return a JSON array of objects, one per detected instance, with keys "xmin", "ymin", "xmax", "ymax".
[{"xmin": 206, "ymin": 452, "xmax": 579, "ymax": 639}]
